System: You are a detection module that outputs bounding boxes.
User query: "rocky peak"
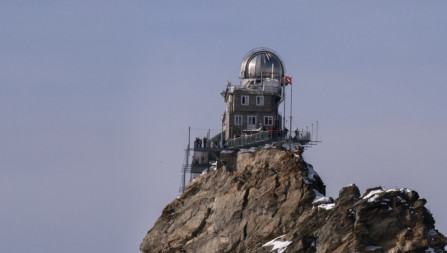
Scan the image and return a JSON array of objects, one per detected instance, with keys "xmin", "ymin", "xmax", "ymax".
[{"xmin": 140, "ymin": 147, "xmax": 446, "ymax": 253}]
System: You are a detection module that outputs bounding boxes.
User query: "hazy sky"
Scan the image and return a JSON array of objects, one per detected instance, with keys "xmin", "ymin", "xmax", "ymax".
[{"xmin": 1, "ymin": 1, "xmax": 446, "ymax": 252}]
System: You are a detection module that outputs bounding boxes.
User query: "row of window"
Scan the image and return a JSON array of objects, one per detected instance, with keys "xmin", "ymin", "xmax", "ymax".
[
  {"xmin": 241, "ymin": 95, "xmax": 264, "ymax": 106},
  {"xmin": 234, "ymin": 115, "xmax": 273, "ymax": 126}
]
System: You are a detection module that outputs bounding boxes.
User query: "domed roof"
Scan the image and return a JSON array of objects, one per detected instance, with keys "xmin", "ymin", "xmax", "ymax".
[{"xmin": 239, "ymin": 48, "xmax": 285, "ymax": 80}]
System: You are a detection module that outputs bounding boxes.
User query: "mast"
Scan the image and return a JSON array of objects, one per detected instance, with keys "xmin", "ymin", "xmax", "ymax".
[
  {"xmin": 289, "ymin": 79, "xmax": 293, "ymax": 147},
  {"xmin": 185, "ymin": 127, "xmax": 191, "ymax": 188},
  {"xmin": 283, "ymin": 82, "xmax": 286, "ymax": 130}
]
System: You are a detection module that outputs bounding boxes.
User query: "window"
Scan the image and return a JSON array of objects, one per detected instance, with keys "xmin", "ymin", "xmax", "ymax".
[
  {"xmin": 264, "ymin": 116, "xmax": 273, "ymax": 126},
  {"xmin": 247, "ymin": 116, "xmax": 256, "ymax": 126},
  {"xmin": 234, "ymin": 115, "xmax": 242, "ymax": 125},
  {"xmin": 241, "ymin": 95, "xmax": 249, "ymax": 105},
  {"xmin": 256, "ymin": 96, "xmax": 264, "ymax": 106}
]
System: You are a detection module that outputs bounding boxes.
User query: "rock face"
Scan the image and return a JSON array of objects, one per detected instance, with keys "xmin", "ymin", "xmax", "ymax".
[{"xmin": 140, "ymin": 147, "xmax": 446, "ymax": 253}]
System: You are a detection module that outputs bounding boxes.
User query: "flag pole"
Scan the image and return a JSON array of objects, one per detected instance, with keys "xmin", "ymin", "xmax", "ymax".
[
  {"xmin": 289, "ymin": 77, "xmax": 293, "ymax": 149},
  {"xmin": 283, "ymin": 80, "xmax": 286, "ymax": 132}
]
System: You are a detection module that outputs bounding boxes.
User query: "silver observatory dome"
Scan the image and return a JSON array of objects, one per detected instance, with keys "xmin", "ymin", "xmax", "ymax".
[{"xmin": 239, "ymin": 48, "xmax": 285, "ymax": 82}]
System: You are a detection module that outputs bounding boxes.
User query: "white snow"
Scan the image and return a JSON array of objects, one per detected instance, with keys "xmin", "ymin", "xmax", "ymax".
[
  {"xmin": 263, "ymin": 143, "xmax": 275, "ymax": 149},
  {"xmin": 313, "ymin": 190, "xmax": 325, "ymax": 200},
  {"xmin": 307, "ymin": 164, "xmax": 319, "ymax": 180},
  {"xmin": 360, "ymin": 187, "xmax": 417, "ymax": 204},
  {"xmin": 318, "ymin": 203, "xmax": 335, "ymax": 210},
  {"xmin": 400, "ymin": 188, "xmax": 413, "ymax": 194},
  {"xmin": 312, "ymin": 190, "xmax": 334, "ymax": 209},
  {"xmin": 364, "ymin": 245, "xmax": 383, "ymax": 251},
  {"xmin": 385, "ymin": 188, "xmax": 414, "ymax": 194},
  {"xmin": 262, "ymin": 235, "xmax": 292, "ymax": 253},
  {"xmin": 237, "ymin": 147, "xmax": 257, "ymax": 155},
  {"xmin": 302, "ymin": 165, "xmax": 319, "ymax": 184},
  {"xmin": 209, "ymin": 161, "xmax": 218, "ymax": 171},
  {"xmin": 313, "ymin": 196, "xmax": 332, "ymax": 204},
  {"xmin": 362, "ymin": 189, "xmax": 384, "ymax": 202}
]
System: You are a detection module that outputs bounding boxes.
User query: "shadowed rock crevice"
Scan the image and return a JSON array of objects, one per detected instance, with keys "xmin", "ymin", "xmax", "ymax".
[{"xmin": 140, "ymin": 148, "xmax": 447, "ymax": 253}]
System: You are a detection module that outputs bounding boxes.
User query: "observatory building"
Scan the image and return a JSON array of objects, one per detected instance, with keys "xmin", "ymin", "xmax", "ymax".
[
  {"xmin": 180, "ymin": 48, "xmax": 317, "ymax": 192},
  {"xmin": 222, "ymin": 48, "xmax": 286, "ymax": 142}
]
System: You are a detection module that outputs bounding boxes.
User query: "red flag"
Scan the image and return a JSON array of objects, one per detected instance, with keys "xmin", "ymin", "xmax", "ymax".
[{"xmin": 285, "ymin": 76, "xmax": 292, "ymax": 85}]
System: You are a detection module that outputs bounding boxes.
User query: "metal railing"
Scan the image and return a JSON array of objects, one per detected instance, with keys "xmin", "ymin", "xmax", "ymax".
[{"xmin": 226, "ymin": 130, "xmax": 311, "ymax": 148}]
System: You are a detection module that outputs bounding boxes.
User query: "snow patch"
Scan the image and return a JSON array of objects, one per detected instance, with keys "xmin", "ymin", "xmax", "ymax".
[
  {"xmin": 262, "ymin": 235, "xmax": 292, "ymax": 253},
  {"xmin": 263, "ymin": 143, "xmax": 275, "ymax": 149},
  {"xmin": 400, "ymin": 188, "xmax": 413, "ymax": 194},
  {"xmin": 313, "ymin": 196, "xmax": 332, "ymax": 205},
  {"xmin": 209, "ymin": 161, "xmax": 218, "ymax": 171},
  {"xmin": 307, "ymin": 164, "xmax": 319, "ymax": 180},
  {"xmin": 313, "ymin": 190, "xmax": 325, "ymax": 200},
  {"xmin": 364, "ymin": 245, "xmax": 383, "ymax": 251},
  {"xmin": 362, "ymin": 189, "xmax": 384, "ymax": 202},
  {"xmin": 303, "ymin": 164, "xmax": 318, "ymax": 185},
  {"xmin": 319, "ymin": 203, "xmax": 335, "ymax": 210},
  {"xmin": 312, "ymin": 190, "xmax": 334, "ymax": 209},
  {"xmin": 237, "ymin": 147, "xmax": 257, "ymax": 155}
]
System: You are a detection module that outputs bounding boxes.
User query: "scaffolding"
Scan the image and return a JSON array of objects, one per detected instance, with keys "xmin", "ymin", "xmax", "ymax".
[{"xmin": 179, "ymin": 124, "xmax": 320, "ymax": 193}]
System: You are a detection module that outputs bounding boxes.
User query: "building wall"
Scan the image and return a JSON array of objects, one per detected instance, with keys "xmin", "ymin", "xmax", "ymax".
[{"xmin": 225, "ymin": 88, "xmax": 281, "ymax": 140}]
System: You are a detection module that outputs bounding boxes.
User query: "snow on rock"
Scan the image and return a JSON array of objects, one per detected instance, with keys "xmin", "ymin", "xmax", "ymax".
[
  {"xmin": 262, "ymin": 235, "xmax": 292, "ymax": 253},
  {"xmin": 302, "ymin": 164, "xmax": 319, "ymax": 185},
  {"xmin": 312, "ymin": 190, "xmax": 334, "ymax": 209},
  {"xmin": 319, "ymin": 203, "xmax": 335, "ymax": 210},
  {"xmin": 362, "ymin": 187, "xmax": 418, "ymax": 204},
  {"xmin": 364, "ymin": 245, "xmax": 383, "ymax": 251},
  {"xmin": 263, "ymin": 143, "xmax": 275, "ymax": 149},
  {"xmin": 400, "ymin": 188, "xmax": 413, "ymax": 194},
  {"xmin": 362, "ymin": 189, "xmax": 385, "ymax": 202},
  {"xmin": 312, "ymin": 190, "xmax": 325, "ymax": 201},
  {"xmin": 210, "ymin": 161, "xmax": 218, "ymax": 171},
  {"xmin": 307, "ymin": 164, "xmax": 319, "ymax": 180},
  {"xmin": 237, "ymin": 147, "xmax": 257, "ymax": 155}
]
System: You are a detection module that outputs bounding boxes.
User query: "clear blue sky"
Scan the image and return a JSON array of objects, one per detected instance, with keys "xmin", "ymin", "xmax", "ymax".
[{"xmin": 1, "ymin": 1, "xmax": 446, "ymax": 252}]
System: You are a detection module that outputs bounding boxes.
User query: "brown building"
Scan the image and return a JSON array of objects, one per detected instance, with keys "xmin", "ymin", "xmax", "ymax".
[{"xmin": 222, "ymin": 48, "xmax": 286, "ymax": 141}]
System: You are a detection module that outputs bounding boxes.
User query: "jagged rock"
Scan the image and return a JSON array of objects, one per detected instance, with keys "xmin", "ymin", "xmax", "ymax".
[
  {"xmin": 140, "ymin": 148, "xmax": 446, "ymax": 253},
  {"xmin": 337, "ymin": 184, "xmax": 360, "ymax": 206}
]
